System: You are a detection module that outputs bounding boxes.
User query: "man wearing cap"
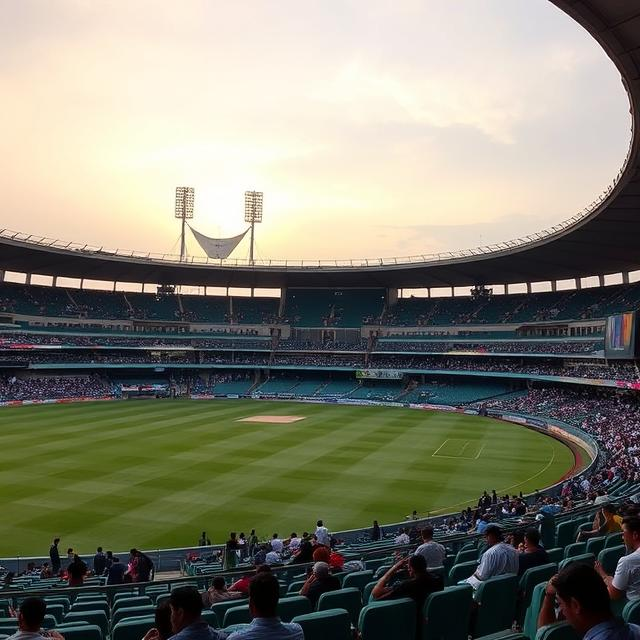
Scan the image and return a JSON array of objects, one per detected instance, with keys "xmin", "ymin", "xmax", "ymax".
[
  {"xmin": 466, "ymin": 524, "xmax": 518, "ymax": 589},
  {"xmin": 299, "ymin": 561, "xmax": 340, "ymax": 608}
]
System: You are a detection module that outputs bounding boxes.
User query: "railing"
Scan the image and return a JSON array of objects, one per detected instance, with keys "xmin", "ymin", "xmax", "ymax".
[{"xmin": 0, "ymin": 128, "xmax": 633, "ymax": 271}]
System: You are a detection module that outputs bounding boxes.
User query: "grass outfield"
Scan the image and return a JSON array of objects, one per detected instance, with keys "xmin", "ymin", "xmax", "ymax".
[{"xmin": 0, "ymin": 399, "xmax": 575, "ymax": 557}]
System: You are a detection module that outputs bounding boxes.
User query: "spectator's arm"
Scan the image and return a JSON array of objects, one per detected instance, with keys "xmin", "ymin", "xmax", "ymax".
[
  {"xmin": 537, "ymin": 583, "xmax": 558, "ymax": 629},
  {"xmin": 371, "ymin": 559, "xmax": 405, "ymax": 600},
  {"xmin": 300, "ymin": 574, "xmax": 316, "ymax": 596}
]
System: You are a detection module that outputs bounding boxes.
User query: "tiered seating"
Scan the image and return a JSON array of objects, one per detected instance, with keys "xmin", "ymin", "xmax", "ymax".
[
  {"xmin": 0, "ymin": 283, "xmax": 74, "ymax": 317},
  {"xmin": 232, "ymin": 296, "xmax": 280, "ymax": 324},
  {"xmin": 285, "ymin": 289, "xmax": 384, "ymax": 327},
  {"xmin": 314, "ymin": 380, "xmax": 360, "ymax": 397},
  {"xmin": 255, "ymin": 378, "xmax": 298, "ymax": 395},
  {"xmin": 126, "ymin": 293, "xmax": 180, "ymax": 321},
  {"xmin": 348, "ymin": 383, "xmax": 402, "ymax": 401},
  {"xmin": 71, "ymin": 290, "xmax": 130, "ymax": 319},
  {"xmin": 181, "ymin": 295, "xmax": 229, "ymax": 323}
]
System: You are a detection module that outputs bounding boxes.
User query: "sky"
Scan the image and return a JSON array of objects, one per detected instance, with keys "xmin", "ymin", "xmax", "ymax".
[{"xmin": 0, "ymin": 0, "xmax": 632, "ymax": 264}]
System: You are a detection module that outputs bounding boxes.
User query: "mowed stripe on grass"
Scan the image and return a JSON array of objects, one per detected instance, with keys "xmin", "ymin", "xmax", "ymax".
[{"xmin": 0, "ymin": 399, "xmax": 574, "ymax": 556}]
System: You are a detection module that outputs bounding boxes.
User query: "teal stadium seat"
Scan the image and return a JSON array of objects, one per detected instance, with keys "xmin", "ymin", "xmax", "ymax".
[
  {"xmin": 448, "ymin": 560, "xmax": 477, "ymax": 584},
  {"xmin": 473, "ymin": 574, "xmax": 518, "ymax": 637},
  {"xmin": 70, "ymin": 601, "xmax": 110, "ymax": 615},
  {"xmin": 112, "ymin": 596, "xmax": 151, "ymax": 612},
  {"xmin": 54, "ymin": 624, "xmax": 102, "ymax": 640},
  {"xmin": 363, "ymin": 581, "xmax": 377, "ymax": 605},
  {"xmin": 223, "ymin": 604, "xmax": 252, "ymax": 627},
  {"xmin": 535, "ymin": 622, "xmax": 579, "ymax": 640},
  {"xmin": 358, "ymin": 598, "xmax": 416, "ymax": 640},
  {"xmin": 46, "ymin": 604, "xmax": 65, "ymax": 624},
  {"xmin": 562, "ymin": 543, "xmax": 585, "ymax": 559},
  {"xmin": 63, "ymin": 610, "xmax": 108, "ymax": 637},
  {"xmin": 604, "ymin": 533, "xmax": 623, "ymax": 548},
  {"xmin": 423, "ymin": 585, "xmax": 474, "ymax": 640},
  {"xmin": 111, "ymin": 605, "xmax": 156, "ymax": 627},
  {"xmin": 342, "ymin": 571, "xmax": 374, "ymax": 592},
  {"xmin": 545, "ymin": 549, "xmax": 563, "ymax": 564},
  {"xmin": 585, "ymin": 536, "xmax": 607, "ymax": 557},
  {"xmin": 291, "ymin": 608, "xmax": 351, "ymax": 640},
  {"xmin": 211, "ymin": 599, "xmax": 248, "ymax": 623},
  {"xmin": 558, "ymin": 553, "xmax": 594, "ymax": 571},
  {"xmin": 523, "ymin": 582, "xmax": 547, "ymax": 640},
  {"xmin": 287, "ymin": 580, "xmax": 306, "ymax": 594},
  {"xmin": 456, "ymin": 548, "xmax": 480, "ymax": 564},
  {"xmin": 598, "ymin": 545, "xmax": 626, "ymax": 575},
  {"xmin": 555, "ymin": 522, "xmax": 576, "ymax": 549},
  {"xmin": 112, "ymin": 616, "xmax": 156, "ymax": 640},
  {"xmin": 624, "ymin": 599, "xmax": 640, "ymax": 624},
  {"xmin": 277, "ymin": 595, "xmax": 312, "ymax": 622},
  {"xmin": 317, "ymin": 587, "xmax": 362, "ymax": 627}
]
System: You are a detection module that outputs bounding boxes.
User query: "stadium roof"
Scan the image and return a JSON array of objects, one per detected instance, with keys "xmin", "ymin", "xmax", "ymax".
[{"xmin": 1, "ymin": 0, "xmax": 639, "ymax": 290}]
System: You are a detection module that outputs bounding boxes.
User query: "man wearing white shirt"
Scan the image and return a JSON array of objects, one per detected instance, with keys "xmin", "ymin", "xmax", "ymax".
[
  {"xmin": 394, "ymin": 528, "xmax": 410, "ymax": 546},
  {"xmin": 271, "ymin": 534, "xmax": 283, "ymax": 553},
  {"xmin": 465, "ymin": 525, "xmax": 518, "ymax": 589},
  {"xmin": 315, "ymin": 520, "xmax": 330, "ymax": 547},
  {"xmin": 595, "ymin": 516, "xmax": 640, "ymax": 601},
  {"xmin": 414, "ymin": 526, "xmax": 446, "ymax": 569},
  {"xmin": 6, "ymin": 597, "xmax": 64, "ymax": 640},
  {"xmin": 288, "ymin": 533, "xmax": 301, "ymax": 551}
]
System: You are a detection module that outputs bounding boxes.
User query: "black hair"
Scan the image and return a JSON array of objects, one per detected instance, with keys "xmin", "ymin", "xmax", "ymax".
[
  {"xmin": 19, "ymin": 597, "xmax": 47, "ymax": 629},
  {"xmin": 408, "ymin": 554, "xmax": 427, "ymax": 573},
  {"xmin": 524, "ymin": 528, "xmax": 541, "ymax": 546},
  {"xmin": 212, "ymin": 576, "xmax": 226, "ymax": 589},
  {"xmin": 623, "ymin": 516, "xmax": 640, "ymax": 534},
  {"xmin": 554, "ymin": 564, "xmax": 610, "ymax": 615},
  {"xmin": 154, "ymin": 601, "xmax": 173, "ymax": 640},
  {"xmin": 97, "ymin": 546, "xmax": 103, "ymax": 552},
  {"xmin": 169, "ymin": 586, "xmax": 203, "ymax": 617},
  {"xmin": 421, "ymin": 526, "xmax": 434, "ymax": 539},
  {"xmin": 249, "ymin": 572, "xmax": 280, "ymax": 617}
]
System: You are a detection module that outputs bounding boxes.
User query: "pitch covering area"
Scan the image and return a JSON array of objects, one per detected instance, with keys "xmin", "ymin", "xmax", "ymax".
[{"xmin": 0, "ymin": 399, "xmax": 574, "ymax": 556}]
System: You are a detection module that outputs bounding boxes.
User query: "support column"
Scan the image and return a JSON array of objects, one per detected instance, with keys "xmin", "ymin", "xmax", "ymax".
[
  {"xmin": 622, "ymin": 272, "xmax": 630, "ymax": 285},
  {"xmin": 141, "ymin": 283, "xmax": 145, "ymax": 293},
  {"xmin": 52, "ymin": 276, "xmax": 57, "ymax": 288},
  {"xmin": 450, "ymin": 287, "xmax": 454, "ymax": 297},
  {"xmin": 113, "ymin": 281, "xmax": 117, "ymax": 292},
  {"xmin": 598, "ymin": 275, "xmax": 605, "ymax": 288},
  {"xmin": 80, "ymin": 278, "xmax": 84, "ymax": 290},
  {"xmin": 551, "ymin": 281, "xmax": 557, "ymax": 292},
  {"xmin": 526, "ymin": 282, "xmax": 532, "ymax": 294},
  {"xmin": 505, "ymin": 284, "xmax": 510, "ymax": 295},
  {"xmin": 426, "ymin": 288, "xmax": 431, "ymax": 298},
  {"xmin": 0, "ymin": 270, "xmax": 5, "ymax": 283},
  {"xmin": 25, "ymin": 273, "xmax": 32, "ymax": 285},
  {"xmin": 575, "ymin": 278, "xmax": 582, "ymax": 290}
]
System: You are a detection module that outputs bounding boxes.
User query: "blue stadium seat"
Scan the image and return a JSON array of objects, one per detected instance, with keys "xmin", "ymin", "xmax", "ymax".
[{"xmin": 291, "ymin": 608, "xmax": 351, "ymax": 640}]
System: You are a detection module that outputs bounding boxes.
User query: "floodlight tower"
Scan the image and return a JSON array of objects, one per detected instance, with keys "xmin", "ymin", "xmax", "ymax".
[
  {"xmin": 244, "ymin": 190, "xmax": 263, "ymax": 265},
  {"xmin": 175, "ymin": 186, "xmax": 194, "ymax": 262}
]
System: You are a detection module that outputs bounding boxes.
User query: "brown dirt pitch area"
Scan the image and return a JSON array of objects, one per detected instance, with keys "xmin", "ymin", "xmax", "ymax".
[{"xmin": 236, "ymin": 415, "xmax": 307, "ymax": 424}]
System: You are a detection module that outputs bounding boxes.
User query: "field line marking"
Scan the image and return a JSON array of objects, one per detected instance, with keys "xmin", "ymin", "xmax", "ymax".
[
  {"xmin": 474, "ymin": 444, "xmax": 486, "ymax": 460},
  {"xmin": 460, "ymin": 441, "xmax": 470, "ymax": 456},
  {"xmin": 432, "ymin": 439, "xmax": 451, "ymax": 457}
]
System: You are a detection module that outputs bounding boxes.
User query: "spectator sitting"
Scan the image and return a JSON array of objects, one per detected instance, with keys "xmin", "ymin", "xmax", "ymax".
[
  {"xmin": 371, "ymin": 554, "xmax": 443, "ymax": 638},
  {"xmin": 465, "ymin": 525, "xmax": 518, "ymax": 589},
  {"xmin": 270, "ymin": 534, "xmax": 283, "ymax": 553},
  {"xmin": 202, "ymin": 577, "xmax": 244, "ymax": 606},
  {"xmin": 145, "ymin": 586, "xmax": 225, "ymax": 640},
  {"xmin": 264, "ymin": 548, "xmax": 282, "ymax": 565},
  {"xmin": 299, "ymin": 561, "xmax": 341, "ymax": 608},
  {"xmin": 226, "ymin": 572, "xmax": 303, "ymax": 640},
  {"xmin": 6, "ymin": 597, "xmax": 64, "ymax": 640},
  {"xmin": 394, "ymin": 528, "xmax": 410, "ymax": 546},
  {"xmin": 229, "ymin": 566, "xmax": 272, "ymax": 597},
  {"xmin": 578, "ymin": 504, "xmax": 623, "ymax": 542},
  {"xmin": 595, "ymin": 516, "xmax": 640, "ymax": 602},
  {"xmin": 518, "ymin": 528, "xmax": 550, "ymax": 577},
  {"xmin": 537, "ymin": 564, "xmax": 640, "ymax": 638},
  {"xmin": 414, "ymin": 526, "xmax": 446, "ymax": 569},
  {"xmin": 152, "ymin": 601, "xmax": 173, "ymax": 640}
]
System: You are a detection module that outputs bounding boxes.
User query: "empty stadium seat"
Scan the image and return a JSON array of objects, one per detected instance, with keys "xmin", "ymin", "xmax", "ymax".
[
  {"xmin": 54, "ymin": 624, "xmax": 102, "ymax": 640},
  {"xmin": 423, "ymin": 584, "xmax": 473, "ymax": 640},
  {"xmin": 562, "ymin": 543, "xmax": 586, "ymax": 559},
  {"xmin": 111, "ymin": 616, "xmax": 156, "ymax": 640},
  {"xmin": 558, "ymin": 553, "xmax": 595, "ymax": 571},
  {"xmin": 278, "ymin": 595, "xmax": 313, "ymax": 622},
  {"xmin": 317, "ymin": 587, "xmax": 362, "ymax": 627},
  {"xmin": 604, "ymin": 533, "xmax": 623, "ymax": 548},
  {"xmin": 523, "ymin": 582, "xmax": 547, "ymax": 640},
  {"xmin": 362, "ymin": 581, "xmax": 377, "ymax": 605},
  {"xmin": 223, "ymin": 604, "xmax": 252, "ymax": 627},
  {"xmin": 473, "ymin": 574, "xmax": 518, "ymax": 638},
  {"xmin": 597, "ymin": 546, "xmax": 626, "ymax": 574},
  {"xmin": 342, "ymin": 571, "xmax": 374, "ymax": 592},
  {"xmin": 291, "ymin": 608, "xmax": 351, "ymax": 640},
  {"xmin": 46, "ymin": 603, "xmax": 65, "ymax": 624},
  {"xmin": 585, "ymin": 536, "xmax": 607, "ymax": 557},
  {"xmin": 455, "ymin": 548, "xmax": 479, "ymax": 564},
  {"xmin": 63, "ymin": 610, "xmax": 108, "ymax": 637},
  {"xmin": 358, "ymin": 598, "xmax": 416, "ymax": 640},
  {"xmin": 70, "ymin": 601, "xmax": 110, "ymax": 616},
  {"xmin": 555, "ymin": 522, "xmax": 576, "ymax": 549},
  {"xmin": 287, "ymin": 580, "xmax": 306, "ymax": 594},
  {"xmin": 112, "ymin": 596, "xmax": 151, "ymax": 612},
  {"xmin": 111, "ymin": 605, "xmax": 156, "ymax": 627},
  {"xmin": 211, "ymin": 599, "xmax": 249, "ymax": 623},
  {"xmin": 448, "ymin": 560, "xmax": 477, "ymax": 584}
]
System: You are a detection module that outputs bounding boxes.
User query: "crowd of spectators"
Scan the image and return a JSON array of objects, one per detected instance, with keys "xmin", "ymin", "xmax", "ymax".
[
  {"xmin": 276, "ymin": 338, "xmax": 367, "ymax": 352},
  {"xmin": 375, "ymin": 340, "xmax": 602, "ymax": 355},
  {"xmin": 0, "ymin": 375, "xmax": 112, "ymax": 401}
]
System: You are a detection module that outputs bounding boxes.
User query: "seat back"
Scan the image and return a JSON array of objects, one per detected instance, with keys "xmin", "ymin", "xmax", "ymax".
[
  {"xmin": 317, "ymin": 587, "xmax": 362, "ymax": 627},
  {"xmin": 562, "ymin": 543, "xmax": 585, "ymax": 559},
  {"xmin": 362, "ymin": 581, "xmax": 377, "ymax": 605},
  {"xmin": 287, "ymin": 580, "xmax": 306, "ymax": 594},
  {"xmin": 44, "ymin": 597, "xmax": 71, "ymax": 613},
  {"xmin": 558, "ymin": 553, "xmax": 595, "ymax": 571},
  {"xmin": 223, "ymin": 604, "xmax": 252, "ymax": 627},
  {"xmin": 342, "ymin": 571, "xmax": 374, "ymax": 592},
  {"xmin": 211, "ymin": 598, "xmax": 249, "ymax": 623},
  {"xmin": 63, "ymin": 611, "xmax": 108, "ymax": 637},
  {"xmin": 423, "ymin": 584, "xmax": 473, "ymax": 640},
  {"xmin": 473, "ymin": 574, "xmax": 518, "ymax": 638},
  {"xmin": 358, "ymin": 598, "xmax": 416, "ymax": 640},
  {"xmin": 545, "ymin": 548, "xmax": 563, "ymax": 564},
  {"xmin": 455, "ymin": 548, "xmax": 479, "ymax": 564},
  {"xmin": 535, "ymin": 621, "xmax": 579, "ymax": 640},
  {"xmin": 447, "ymin": 560, "xmax": 477, "ymax": 585},
  {"xmin": 111, "ymin": 605, "xmax": 156, "ymax": 628},
  {"xmin": 523, "ymin": 582, "xmax": 548, "ymax": 640},
  {"xmin": 604, "ymin": 533, "xmax": 623, "ymax": 548},
  {"xmin": 597, "ymin": 545, "xmax": 625, "ymax": 574},
  {"xmin": 518, "ymin": 562, "xmax": 558, "ymax": 624},
  {"xmin": 291, "ymin": 608, "xmax": 351, "ymax": 640},
  {"xmin": 623, "ymin": 599, "xmax": 640, "ymax": 624},
  {"xmin": 585, "ymin": 536, "xmax": 606, "ymax": 557},
  {"xmin": 46, "ymin": 604, "xmax": 65, "ymax": 624},
  {"xmin": 278, "ymin": 595, "xmax": 313, "ymax": 622},
  {"xmin": 112, "ymin": 596, "xmax": 151, "ymax": 613},
  {"xmin": 70, "ymin": 601, "xmax": 110, "ymax": 616},
  {"xmin": 54, "ymin": 624, "xmax": 102, "ymax": 640},
  {"xmin": 555, "ymin": 521, "xmax": 576, "ymax": 549},
  {"xmin": 112, "ymin": 616, "xmax": 156, "ymax": 640}
]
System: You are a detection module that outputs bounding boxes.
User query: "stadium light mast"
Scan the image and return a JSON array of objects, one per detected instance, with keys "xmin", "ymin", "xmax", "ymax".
[
  {"xmin": 175, "ymin": 186, "xmax": 194, "ymax": 262},
  {"xmin": 244, "ymin": 191, "xmax": 263, "ymax": 265}
]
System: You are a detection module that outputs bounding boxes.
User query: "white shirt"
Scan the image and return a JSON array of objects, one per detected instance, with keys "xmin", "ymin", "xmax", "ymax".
[
  {"xmin": 594, "ymin": 495, "xmax": 610, "ymax": 505},
  {"xmin": 271, "ymin": 538, "xmax": 283, "ymax": 553},
  {"xmin": 612, "ymin": 547, "xmax": 640, "ymax": 600},
  {"xmin": 315, "ymin": 526, "xmax": 330, "ymax": 547},
  {"xmin": 395, "ymin": 533, "xmax": 410, "ymax": 545},
  {"xmin": 265, "ymin": 551, "xmax": 281, "ymax": 565},
  {"xmin": 414, "ymin": 540, "xmax": 446, "ymax": 568},
  {"xmin": 472, "ymin": 542, "xmax": 518, "ymax": 582},
  {"xmin": 289, "ymin": 537, "xmax": 301, "ymax": 550},
  {"xmin": 6, "ymin": 633, "xmax": 50, "ymax": 640}
]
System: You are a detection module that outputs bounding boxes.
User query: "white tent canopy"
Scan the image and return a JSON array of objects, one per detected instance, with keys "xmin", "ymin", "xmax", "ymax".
[{"xmin": 188, "ymin": 224, "xmax": 249, "ymax": 259}]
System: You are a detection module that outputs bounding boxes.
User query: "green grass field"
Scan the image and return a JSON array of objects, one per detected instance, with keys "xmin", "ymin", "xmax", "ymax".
[{"xmin": 0, "ymin": 399, "xmax": 575, "ymax": 557}]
